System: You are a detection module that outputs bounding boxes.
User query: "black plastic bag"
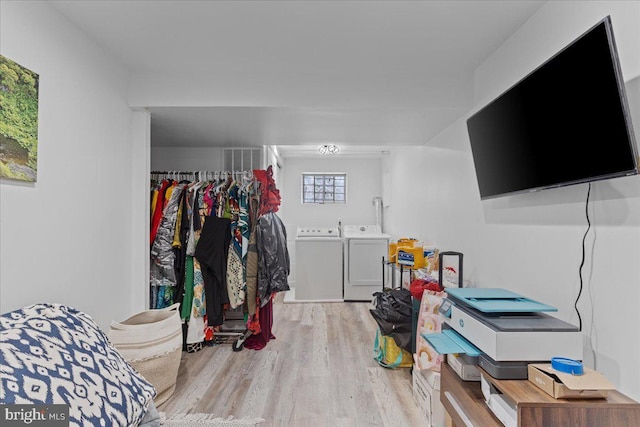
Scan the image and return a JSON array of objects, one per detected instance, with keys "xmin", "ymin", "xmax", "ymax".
[{"xmin": 369, "ymin": 288, "xmax": 413, "ymax": 352}]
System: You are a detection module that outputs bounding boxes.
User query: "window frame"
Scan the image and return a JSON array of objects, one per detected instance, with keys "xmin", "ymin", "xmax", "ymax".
[{"xmin": 301, "ymin": 172, "xmax": 347, "ymax": 204}]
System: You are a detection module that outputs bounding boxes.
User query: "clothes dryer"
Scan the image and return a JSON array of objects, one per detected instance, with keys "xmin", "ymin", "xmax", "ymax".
[{"xmin": 343, "ymin": 225, "xmax": 390, "ymax": 301}]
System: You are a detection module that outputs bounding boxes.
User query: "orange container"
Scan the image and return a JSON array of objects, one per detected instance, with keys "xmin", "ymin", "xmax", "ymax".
[
  {"xmin": 397, "ymin": 238, "xmax": 418, "ymax": 248},
  {"xmin": 388, "ymin": 242, "xmax": 398, "ymax": 262}
]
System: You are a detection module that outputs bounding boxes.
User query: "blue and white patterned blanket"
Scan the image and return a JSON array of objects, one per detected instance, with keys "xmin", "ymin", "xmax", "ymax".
[{"xmin": 0, "ymin": 303, "xmax": 156, "ymax": 426}]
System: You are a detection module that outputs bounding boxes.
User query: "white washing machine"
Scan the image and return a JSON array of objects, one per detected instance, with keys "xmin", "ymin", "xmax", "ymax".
[
  {"xmin": 343, "ymin": 225, "xmax": 391, "ymax": 301},
  {"xmin": 294, "ymin": 226, "xmax": 343, "ymax": 302}
]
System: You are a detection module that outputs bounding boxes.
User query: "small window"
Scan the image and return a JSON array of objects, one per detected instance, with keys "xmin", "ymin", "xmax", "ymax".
[{"xmin": 302, "ymin": 173, "xmax": 346, "ymax": 204}]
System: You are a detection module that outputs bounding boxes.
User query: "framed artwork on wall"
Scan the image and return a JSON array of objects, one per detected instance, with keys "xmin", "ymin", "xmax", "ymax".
[{"xmin": 0, "ymin": 55, "xmax": 39, "ymax": 182}]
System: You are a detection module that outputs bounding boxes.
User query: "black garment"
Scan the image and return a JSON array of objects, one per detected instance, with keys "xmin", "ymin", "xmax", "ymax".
[
  {"xmin": 173, "ymin": 185, "xmax": 191, "ymax": 309},
  {"xmin": 192, "ymin": 188, "xmax": 202, "ymax": 233},
  {"xmin": 194, "ymin": 216, "xmax": 231, "ymax": 326},
  {"xmin": 256, "ymin": 212, "xmax": 290, "ymax": 306}
]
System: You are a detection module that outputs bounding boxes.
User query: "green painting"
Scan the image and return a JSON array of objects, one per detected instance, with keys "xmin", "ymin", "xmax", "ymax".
[{"xmin": 0, "ymin": 55, "xmax": 39, "ymax": 182}]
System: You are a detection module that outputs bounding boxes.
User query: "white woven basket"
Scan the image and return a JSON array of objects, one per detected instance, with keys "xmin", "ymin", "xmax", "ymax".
[{"xmin": 108, "ymin": 303, "xmax": 182, "ymax": 406}]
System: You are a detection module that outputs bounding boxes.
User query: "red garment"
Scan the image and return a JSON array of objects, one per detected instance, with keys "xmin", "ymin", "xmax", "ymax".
[
  {"xmin": 247, "ymin": 295, "xmax": 262, "ymax": 334},
  {"xmin": 409, "ymin": 278, "xmax": 442, "ymax": 300},
  {"xmin": 253, "ymin": 165, "xmax": 281, "ymax": 216},
  {"xmin": 150, "ymin": 180, "xmax": 170, "ymax": 245},
  {"xmin": 244, "ymin": 297, "xmax": 275, "ymax": 350},
  {"xmin": 203, "ymin": 315, "xmax": 215, "ymax": 342}
]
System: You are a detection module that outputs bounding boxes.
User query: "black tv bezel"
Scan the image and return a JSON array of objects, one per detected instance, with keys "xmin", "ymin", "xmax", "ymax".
[{"xmin": 467, "ymin": 16, "xmax": 639, "ymax": 201}]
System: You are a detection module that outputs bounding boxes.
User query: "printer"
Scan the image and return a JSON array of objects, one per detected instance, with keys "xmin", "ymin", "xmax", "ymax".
[{"xmin": 424, "ymin": 288, "xmax": 583, "ymax": 379}]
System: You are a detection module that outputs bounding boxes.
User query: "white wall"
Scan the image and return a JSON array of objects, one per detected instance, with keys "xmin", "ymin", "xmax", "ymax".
[
  {"xmin": 279, "ymin": 156, "xmax": 383, "ymax": 228},
  {"xmin": 384, "ymin": 141, "xmax": 485, "ymax": 282},
  {"xmin": 0, "ymin": 1, "xmax": 138, "ymax": 330},
  {"xmin": 386, "ymin": 1, "xmax": 640, "ymax": 400},
  {"xmin": 279, "ymin": 156, "xmax": 383, "ymax": 284},
  {"xmin": 131, "ymin": 111, "xmax": 151, "ymax": 313},
  {"xmin": 151, "ymin": 147, "xmax": 224, "ymax": 171},
  {"xmin": 474, "ymin": 1, "xmax": 640, "ymax": 106}
]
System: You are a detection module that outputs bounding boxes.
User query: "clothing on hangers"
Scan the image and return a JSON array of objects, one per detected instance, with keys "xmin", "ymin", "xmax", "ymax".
[{"xmin": 149, "ymin": 168, "xmax": 286, "ymax": 350}]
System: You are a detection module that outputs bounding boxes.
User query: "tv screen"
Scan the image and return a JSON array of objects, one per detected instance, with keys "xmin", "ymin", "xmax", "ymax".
[{"xmin": 467, "ymin": 16, "xmax": 638, "ymax": 200}]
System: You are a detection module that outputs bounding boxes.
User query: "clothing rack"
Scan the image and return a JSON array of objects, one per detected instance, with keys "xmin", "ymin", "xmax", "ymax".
[
  {"xmin": 149, "ymin": 164, "xmax": 286, "ymax": 352},
  {"xmin": 150, "ymin": 170, "xmax": 254, "ymax": 183}
]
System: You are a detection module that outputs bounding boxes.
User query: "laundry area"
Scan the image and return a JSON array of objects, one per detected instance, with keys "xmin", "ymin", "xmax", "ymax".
[{"xmin": 289, "ymin": 222, "xmax": 392, "ymax": 303}]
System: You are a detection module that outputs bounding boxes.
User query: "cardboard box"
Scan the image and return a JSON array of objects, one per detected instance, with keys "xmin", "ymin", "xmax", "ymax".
[
  {"xmin": 528, "ymin": 364, "xmax": 615, "ymax": 399},
  {"xmin": 412, "ymin": 368, "xmax": 445, "ymax": 427}
]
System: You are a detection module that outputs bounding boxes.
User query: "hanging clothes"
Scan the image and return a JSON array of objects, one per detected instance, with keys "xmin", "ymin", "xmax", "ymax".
[
  {"xmin": 226, "ymin": 181, "xmax": 249, "ymax": 308},
  {"xmin": 253, "ymin": 165, "xmax": 281, "ymax": 216},
  {"xmin": 194, "ymin": 215, "xmax": 232, "ymax": 327},
  {"xmin": 191, "ymin": 259, "xmax": 206, "ymax": 317},
  {"xmin": 172, "ymin": 186, "xmax": 191, "ymax": 309},
  {"xmin": 185, "ymin": 257, "xmax": 206, "ymax": 353},
  {"xmin": 186, "ymin": 180, "xmax": 204, "ymax": 256},
  {"xmin": 150, "ymin": 180, "xmax": 171, "ymax": 245},
  {"xmin": 148, "ymin": 169, "xmax": 287, "ymax": 352},
  {"xmin": 256, "ymin": 211, "xmax": 290, "ymax": 306},
  {"xmin": 245, "ymin": 194, "xmax": 261, "ymax": 317},
  {"xmin": 244, "ymin": 296, "xmax": 275, "ymax": 350},
  {"xmin": 150, "ymin": 183, "xmax": 185, "ymax": 288},
  {"xmin": 181, "ymin": 256, "xmax": 195, "ymax": 321}
]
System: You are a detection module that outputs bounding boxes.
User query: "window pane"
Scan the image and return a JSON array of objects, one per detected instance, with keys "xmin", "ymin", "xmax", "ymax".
[{"xmin": 302, "ymin": 173, "xmax": 346, "ymax": 204}]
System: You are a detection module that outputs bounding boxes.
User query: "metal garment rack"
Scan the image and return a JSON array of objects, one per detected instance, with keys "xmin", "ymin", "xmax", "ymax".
[{"xmin": 150, "ymin": 170, "xmax": 254, "ymax": 183}]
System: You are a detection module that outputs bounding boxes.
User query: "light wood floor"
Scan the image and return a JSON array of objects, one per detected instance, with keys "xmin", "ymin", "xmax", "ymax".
[{"xmin": 158, "ymin": 293, "xmax": 425, "ymax": 426}]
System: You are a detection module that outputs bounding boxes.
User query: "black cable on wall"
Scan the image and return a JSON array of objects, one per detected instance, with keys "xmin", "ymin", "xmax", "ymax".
[{"xmin": 575, "ymin": 183, "xmax": 592, "ymax": 332}]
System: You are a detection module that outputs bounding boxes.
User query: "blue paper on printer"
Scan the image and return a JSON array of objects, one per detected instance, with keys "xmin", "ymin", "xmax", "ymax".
[{"xmin": 446, "ymin": 288, "xmax": 557, "ymax": 313}]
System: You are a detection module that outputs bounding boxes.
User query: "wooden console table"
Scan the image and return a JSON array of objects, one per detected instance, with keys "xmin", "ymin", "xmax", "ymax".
[{"xmin": 440, "ymin": 362, "xmax": 640, "ymax": 427}]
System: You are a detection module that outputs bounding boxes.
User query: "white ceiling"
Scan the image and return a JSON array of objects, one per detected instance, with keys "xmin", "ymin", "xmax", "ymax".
[{"xmin": 50, "ymin": 0, "xmax": 545, "ymax": 155}]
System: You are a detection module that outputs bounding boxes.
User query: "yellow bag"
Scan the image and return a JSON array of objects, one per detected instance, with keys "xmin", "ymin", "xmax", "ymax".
[{"xmin": 373, "ymin": 327, "xmax": 413, "ymax": 368}]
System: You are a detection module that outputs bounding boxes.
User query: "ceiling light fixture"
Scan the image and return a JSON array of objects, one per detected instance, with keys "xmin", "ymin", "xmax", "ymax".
[{"xmin": 319, "ymin": 144, "xmax": 339, "ymax": 155}]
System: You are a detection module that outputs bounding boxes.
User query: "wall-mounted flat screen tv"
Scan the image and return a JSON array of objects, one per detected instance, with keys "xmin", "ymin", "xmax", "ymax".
[{"xmin": 467, "ymin": 16, "xmax": 638, "ymax": 200}]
